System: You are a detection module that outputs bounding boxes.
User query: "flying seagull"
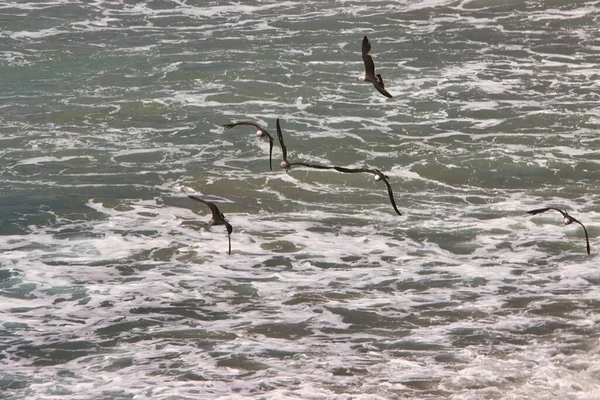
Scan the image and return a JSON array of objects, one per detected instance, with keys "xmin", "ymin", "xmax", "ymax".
[
  {"xmin": 223, "ymin": 121, "xmax": 274, "ymax": 171},
  {"xmin": 276, "ymin": 118, "xmax": 334, "ymax": 171},
  {"xmin": 188, "ymin": 195, "xmax": 233, "ymax": 255},
  {"xmin": 527, "ymin": 207, "xmax": 590, "ymax": 255},
  {"xmin": 334, "ymin": 166, "xmax": 401, "ymax": 216},
  {"xmin": 357, "ymin": 36, "xmax": 393, "ymax": 98}
]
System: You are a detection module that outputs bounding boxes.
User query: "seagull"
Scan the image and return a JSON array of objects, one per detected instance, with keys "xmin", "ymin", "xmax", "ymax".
[
  {"xmin": 276, "ymin": 118, "xmax": 334, "ymax": 171},
  {"xmin": 334, "ymin": 166, "xmax": 401, "ymax": 216},
  {"xmin": 188, "ymin": 195, "xmax": 233, "ymax": 255},
  {"xmin": 527, "ymin": 207, "xmax": 591, "ymax": 255},
  {"xmin": 357, "ymin": 36, "xmax": 393, "ymax": 98},
  {"xmin": 223, "ymin": 121, "xmax": 274, "ymax": 171}
]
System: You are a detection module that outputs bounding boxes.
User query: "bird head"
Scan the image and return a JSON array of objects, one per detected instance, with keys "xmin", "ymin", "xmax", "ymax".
[
  {"xmin": 563, "ymin": 211, "xmax": 573, "ymax": 225},
  {"xmin": 373, "ymin": 169, "xmax": 386, "ymax": 181}
]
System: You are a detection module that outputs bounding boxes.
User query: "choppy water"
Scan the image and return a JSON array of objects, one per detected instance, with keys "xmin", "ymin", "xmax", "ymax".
[{"xmin": 1, "ymin": 0, "xmax": 599, "ymax": 399}]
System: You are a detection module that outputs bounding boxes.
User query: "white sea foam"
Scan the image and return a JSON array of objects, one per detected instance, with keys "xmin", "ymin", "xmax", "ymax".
[
  {"xmin": 1, "ymin": 0, "xmax": 599, "ymax": 398},
  {"xmin": 15, "ymin": 156, "xmax": 95, "ymax": 165}
]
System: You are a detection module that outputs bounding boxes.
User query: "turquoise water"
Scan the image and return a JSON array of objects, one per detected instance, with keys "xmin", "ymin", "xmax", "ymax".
[{"xmin": 1, "ymin": 1, "xmax": 599, "ymax": 398}]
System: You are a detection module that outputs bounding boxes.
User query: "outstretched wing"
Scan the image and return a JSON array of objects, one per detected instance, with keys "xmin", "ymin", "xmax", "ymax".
[
  {"xmin": 335, "ymin": 166, "xmax": 389, "ymax": 179},
  {"xmin": 380, "ymin": 177, "xmax": 402, "ymax": 216},
  {"xmin": 223, "ymin": 121, "xmax": 261, "ymax": 130},
  {"xmin": 291, "ymin": 162, "xmax": 334, "ymax": 170},
  {"xmin": 373, "ymin": 82, "xmax": 393, "ymax": 98},
  {"xmin": 335, "ymin": 167, "xmax": 401, "ymax": 215},
  {"xmin": 188, "ymin": 195, "xmax": 220, "ymax": 220},
  {"xmin": 362, "ymin": 36, "xmax": 372, "ymax": 55},
  {"xmin": 362, "ymin": 36, "xmax": 375, "ymax": 77},
  {"xmin": 570, "ymin": 217, "xmax": 591, "ymax": 255},
  {"xmin": 268, "ymin": 138, "xmax": 273, "ymax": 171},
  {"xmin": 276, "ymin": 118, "xmax": 287, "ymax": 162},
  {"xmin": 526, "ymin": 207, "xmax": 552, "ymax": 216},
  {"xmin": 526, "ymin": 207, "xmax": 567, "ymax": 218},
  {"xmin": 225, "ymin": 222, "xmax": 233, "ymax": 255},
  {"xmin": 334, "ymin": 166, "xmax": 370, "ymax": 174},
  {"xmin": 373, "ymin": 74, "xmax": 393, "ymax": 98}
]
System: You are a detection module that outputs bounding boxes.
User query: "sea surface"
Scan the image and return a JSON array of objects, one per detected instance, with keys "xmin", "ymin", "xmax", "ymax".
[{"xmin": 1, "ymin": 0, "xmax": 599, "ymax": 399}]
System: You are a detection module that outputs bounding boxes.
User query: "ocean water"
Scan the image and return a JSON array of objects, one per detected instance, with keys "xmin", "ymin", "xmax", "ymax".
[{"xmin": 1, "ymin": 0, "xmax": 599, "ymax": 398}]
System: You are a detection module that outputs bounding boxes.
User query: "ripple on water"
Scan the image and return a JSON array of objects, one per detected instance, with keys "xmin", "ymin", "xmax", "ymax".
[{"xmin": 1, "ymin": 0, "xmax": 600, "ymax": 399}]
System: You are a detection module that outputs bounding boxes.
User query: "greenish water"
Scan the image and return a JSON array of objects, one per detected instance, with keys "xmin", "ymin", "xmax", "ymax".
[{"xmin": 1, "ymin": 1, "xmax": 599, "ymax": 399}]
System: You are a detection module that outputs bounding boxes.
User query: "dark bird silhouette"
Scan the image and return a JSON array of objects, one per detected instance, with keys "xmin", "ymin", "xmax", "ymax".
[
  {"xmin": 188, "ymin": 195, "xmax": 233, "ymax": 255},
  {"xmin": 357, "ymin": 36, "xmax": 393, "ymax": 98},
  {"xmin": 334, "ymin": 166, "xmax": 401, "ymax": 216},
  {"xmin": 276, "ymin": 118, "xmax": 334, "ymax": 171},
  {"xmin": 527, "ymin": 207, "xmax": 590, "ymax": 255},
  {"xmin": 223, "ymin": 121, "xmax": 274, "ymax": 171}
]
